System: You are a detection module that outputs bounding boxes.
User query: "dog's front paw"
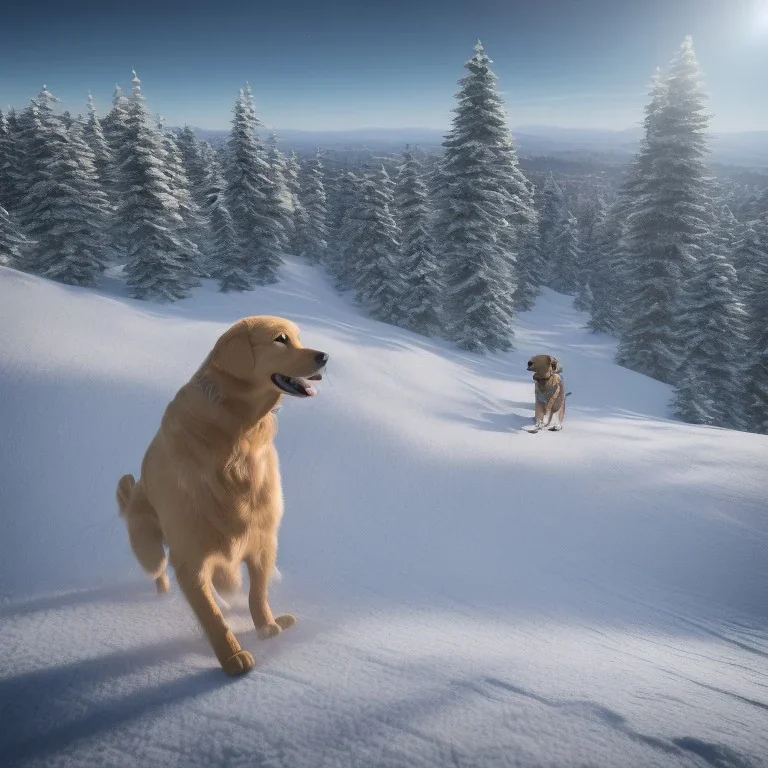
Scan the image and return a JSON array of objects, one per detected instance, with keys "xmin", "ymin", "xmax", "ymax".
[
  {"xmin": 222, "ymin": 649, "xmax": 255, "ymax": 676},
  {"xmin": 257, "ymin": 614, "xmax": 296, "ymax": 640}
]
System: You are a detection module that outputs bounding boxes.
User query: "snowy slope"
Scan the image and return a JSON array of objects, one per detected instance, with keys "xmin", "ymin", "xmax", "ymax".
[{"xmin": 0, "ymin": 259, "xmax": 766, "ymax": 768}]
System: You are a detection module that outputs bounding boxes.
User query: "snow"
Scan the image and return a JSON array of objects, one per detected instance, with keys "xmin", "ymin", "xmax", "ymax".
[{"xmin": 0, "ymin": 258, "xmax": 766, "ymax": 768}]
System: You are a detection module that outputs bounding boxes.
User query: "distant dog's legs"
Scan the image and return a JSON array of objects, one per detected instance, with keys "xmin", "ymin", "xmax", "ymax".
[
  {"xmin": 534, "ymin": 401, "xmax": 546, "ymax": 428},
  {"xmin": 173, "ymin": 557, "xmax": 254, "ymax": 676},
  {"xmin": 117, "ymin": 475, "xmax": 169, "ymax": 594},
  {"xmin": 245, "ymin": 538, "xmax": 295, "ymax": 640}
]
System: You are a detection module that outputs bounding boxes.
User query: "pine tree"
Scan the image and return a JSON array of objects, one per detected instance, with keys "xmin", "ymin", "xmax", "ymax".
[
  {"xmin": 351, "ymin": 166, "xmax": 406, "ymax": 323},
  {"xmin": 0, "ymin": 111, "xmax": 23, "ymax": 212},
  {"xmin": 587, "ymin": 199, "xmax": 627, "ymax": 335},
  {"xmin": 102, "ymin": 84, "xmax": 131, "ymax": 155},
  {"xmin": 117, "ymin": 71, "xmax": 198, "ymax": 301},
  {"xmin": 83, "ymin": 92, "xmax": 114, "ymax": 193},
  {"xmin": 538, "ymin": 173, "xmax": 567, "ymax": 279},
  {"xmin": 616, "ymin": 41, "xmax": 712, "ymax": 383},
  {"xmin": 158, "ymin": 124, "xmax": 206, "ymax": 277},
  {"xmin": 550, "ymin": 211, "xmax": 581, "ymax": 295},
  {"xmin": 395, "ymin": 149, "xmax": 443, "ymax": 336},
  {"xmin": 330, "ymin": 170, "xmax": 363, "ymax": 291},
  {"xmin": 175, "ymin": 127, "xmax": 210, "ymax": 209},
  {"xmin": 226, "ymin": 84, "xmax": 284, "ymax": 285},
  {"xmin": 672, "ymin": 210, "xmax": 749, "ymax": 428},
  {"xmin": 435, "ymin": 41, "xmax": 520, "ymax": 353},
  {"xmin": 204, "ymin": 156, "xmax": 246, "ymax": 292},
  {"xmin": 741, "ymin": 216, "xmax": 768, "ymax": 432},
  {"xmin": 16, "ymin": 87, "xmax": 111, "ymax": 285},
  {"xmin": 0, "ymin": 205, "xmax": 28, "ymax": 268},
  {"xmin": 264, "ymin": 132, "xmax": 293, "ymax": 252},
  {"xmin": 283, "ymin": 150, "xmax": 303, "ymax": 248},
  {"xmin": 573, "ymin": 192, "xmax": 607, "ymax": 312},
  {"xmin": 294, "ymin": 150, "xmax": 328, "ymax": 263}
]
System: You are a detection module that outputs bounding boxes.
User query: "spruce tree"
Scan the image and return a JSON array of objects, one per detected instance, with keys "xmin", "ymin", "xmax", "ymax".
[
  {"xmin": 283, "ymin": 150, "xmax": 303, "ymax": 249},
  {"xmin": 351, "ymin": 166, "xmax": 406, "ymax": 323},
  {"xmin": 435, "ymin": 41, "xmax": 520, "ymax": 353},
  {"xmin": 117, "ymin": 71, "xmax": 198, "ymax": 301},
  {"xmin": 204, "ymin": 156, "xmax": 246, "ymax": 292},
  {"xmin": 0, "ymin": 205, "xmax": 28, "ymax": 268},
  {"xmin": 83, "ymin": 92, "xmax": 114, "ymax": 194},
  {"xmin": 16, "ymin": 88, "xmax": 111, "ymax": 285},
  {"xmin": 395, "ymin": 149, "xmax": 443, "ymax": 336},
  {"xmin": 672, "ymin": 216, "xmax": 749, "ymax": 428},
  {"xmin": 550, "ymin": 211, "xmax": 581, "ymax": 295},
  {"xmin": 0, "ymin": 111, "xmax": 24, "ymax": 212},
  {"xmin": 616, "ymin": 41, "xmax": 712, "ymax": 383},
  {"xmin": 294, "ymin": 150, "xmax": 328, "ymax": 263},
  {"xmin": 587, "ymin": 200, "xmax": 627, "ymax": 335},
  {"xmin": 741, "ymin": 217, "xmax": 768, "ymax": 432},
  {"xmin": 226, "ymin": 84, "xmax": 284, "ymax": 285},
  {"xmin": 331, "ymin": 170, "xmax": 363, "ymax": 291},
  {"xmin": 537, "ymin": 173, "xmax": 567, "ymax": 279},
  {"xmin": 159, "ymin": 125, "xmax": 205, "ymax": 276},
  {"xmin": 265, "ymin": 132, "xmax": 293, "ymax": 252},
  {"xmin": 573, "ymin": 192, "xmax": 607, "ymax": 312}
]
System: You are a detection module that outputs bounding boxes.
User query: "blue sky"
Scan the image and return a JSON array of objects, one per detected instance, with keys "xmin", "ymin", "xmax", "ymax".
[{"xmin": 1, "ymin": 0, "xmax": 766, "ymax": 132}]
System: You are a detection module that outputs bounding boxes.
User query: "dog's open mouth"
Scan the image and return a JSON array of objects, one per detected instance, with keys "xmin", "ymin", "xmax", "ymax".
[{"xmin": 271, "ymin": 373, "xmax": 323, "ymax": 398}]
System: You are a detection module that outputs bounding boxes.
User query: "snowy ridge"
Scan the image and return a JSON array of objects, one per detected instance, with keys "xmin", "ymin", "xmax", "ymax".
[{"xmin": 0, "ymin": 259, "xmax": 766, "ymax": 768}]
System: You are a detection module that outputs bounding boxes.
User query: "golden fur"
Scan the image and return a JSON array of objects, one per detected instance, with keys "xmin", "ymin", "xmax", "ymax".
[
  {"xmin": 526, "ymin": 354, "xmax": 565, "ymax": 430},
  {"xmin": 117, "ymin": 316, "xmax": 328, "ymax": 676}
]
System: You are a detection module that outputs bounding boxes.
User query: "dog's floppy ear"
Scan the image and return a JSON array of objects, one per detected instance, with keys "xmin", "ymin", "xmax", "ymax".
[
  {"xmin": 211, "ymin": 320, "xmax": 255, "ymax": 381},
  {"xmin": 550, "ymin": 356, "xmax": 559, "ymax": 371}
]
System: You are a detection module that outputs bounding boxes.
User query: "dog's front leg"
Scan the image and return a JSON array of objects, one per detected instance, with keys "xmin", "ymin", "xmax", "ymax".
[
  {"xmin": 174, "ymin": 558, "xmax": 254, "ymax": 676},
  {"xmin": 245, "ymin": 540, "xmax": 296, "ymax": 640}
]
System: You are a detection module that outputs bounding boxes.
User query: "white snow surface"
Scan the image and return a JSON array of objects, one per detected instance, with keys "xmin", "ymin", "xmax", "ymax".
[{"xmin": 0, "ymin": 259, "xmax": 766, "ymax": 768}]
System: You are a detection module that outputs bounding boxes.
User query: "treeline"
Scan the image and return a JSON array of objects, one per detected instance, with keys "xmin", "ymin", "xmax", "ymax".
[{"xmin": 0, "ymin": 39, "xmax": 766, "ymax": 432}]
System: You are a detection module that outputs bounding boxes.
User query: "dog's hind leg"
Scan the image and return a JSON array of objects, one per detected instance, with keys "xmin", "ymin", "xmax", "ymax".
[{"xmin": 117, "ymin": 475, "xmax": 170, "ymax": 594}]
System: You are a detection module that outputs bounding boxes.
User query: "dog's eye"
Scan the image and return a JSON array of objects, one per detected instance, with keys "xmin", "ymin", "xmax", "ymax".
[{"xmin": 274, "ymin": 334, "xmax": 289, "ymax": 345}]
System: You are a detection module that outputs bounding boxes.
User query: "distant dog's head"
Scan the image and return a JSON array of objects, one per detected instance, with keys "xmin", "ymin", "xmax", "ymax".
[
  {"xmin": 527, "ymin": 354, "xmax": 559, "ymax": 381},
  {"xmin": 210, "ymin": 316, "xmax": 328, "ymax": 399}
]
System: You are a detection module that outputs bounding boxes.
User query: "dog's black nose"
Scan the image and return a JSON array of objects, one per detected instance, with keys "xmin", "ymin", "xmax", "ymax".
[{"xmin": 315, "ymin": 352, "xmax": 329, "ymax": 366}]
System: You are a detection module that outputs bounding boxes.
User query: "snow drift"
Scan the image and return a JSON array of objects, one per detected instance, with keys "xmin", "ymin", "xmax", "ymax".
[{"xmin": 0, "ymin": 260, "xmax": 766, "ymax": 768}]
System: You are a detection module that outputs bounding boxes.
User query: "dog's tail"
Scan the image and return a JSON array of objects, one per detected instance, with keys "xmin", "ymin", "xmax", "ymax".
[{"xmin": 116, "ymin": 473, "xmax": 136, "ymax": 516}]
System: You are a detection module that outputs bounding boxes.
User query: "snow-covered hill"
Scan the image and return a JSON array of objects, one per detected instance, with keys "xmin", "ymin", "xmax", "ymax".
[{"xmin": 0, "ymin": 260, "xmax": 766, "ymax": 768}]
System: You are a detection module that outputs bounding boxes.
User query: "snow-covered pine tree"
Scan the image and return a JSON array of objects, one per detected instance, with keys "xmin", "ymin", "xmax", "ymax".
[
  {"xmin": 573, "ymin": 192, "xmax": 607, "ymax": 312},
  {"xmin": 351, "ymin": 166, "xmax": 406, "ymax": 323},
  {"xmin": 330, "ymin": 170, "xmax": 362, "ymax": 291},
  {"xmin": 157, "ymin": 122, "xmax": 206, "ymax": 277},
  {"xmin": 0, "ymin": 111, "xmax": 21, "ymax": 212},
  {"xmin": 102, "ymin": 84, "xmax": 131, "ymax": 155},
  {"xmin": 550, "ymin": 210, "xmax": 581, "ymax": 295},
  {"xmin": 175, "ymin": 127, "xmax": 210, "ymax": 211},
  {"xmin": 293, "ymin": 150, "xmax": 328, "ymax": 263},
  {"xmin": 16, "ymin": 87, "xmax": 111, "ymax": 285},
  {"xmin": 616, "ymin": 41, "xmax": 712, "ymax": 383},
  {"xmin": 740, "ymin": 216, "xmax": 768, "ymax": 432},
  {"xmin": 283, "ymin": 150, "xmax": 303, "ymax": 248},
  {"xmin": 226, "ymin": 84, "xmax": 284, "ymax": 285},
  {"xmin": 672, "ymin": 203, "xmax": 749, "ymax": 428},
  {"xmin": 0, "ymin": 204, "xmax": 28, "ymax": 268},
  {"xmin": 434, "ymin": 41, "xmax": 520, "ymax": 353},
  {"xmin": 504, "ymin": 142, "xmax": 540, "ymax": 313},
  {"xmin": 203, "ymin": 155, "xmax": 246, "ymax": 292},
  {"xmin": 83, "ymin": 92, "xmax": 114, "ymax": 194},
  {"xmin": 395, "ymin": 149, "xmax": 443, "ymax": 336},
  {"xmin": 264, "ymin": 132, "xmax": 293, "ymax": 252},
  {"xmin": 587, "ymin": 198, "xmax": 627, "ymax": 335},
  {"xmin": 117, "ymin": 71, "xmax": 198, "ymax": 301},
  {"xmin": 537, "ymin": 173, "xmax": 567, "ymax": 281}
]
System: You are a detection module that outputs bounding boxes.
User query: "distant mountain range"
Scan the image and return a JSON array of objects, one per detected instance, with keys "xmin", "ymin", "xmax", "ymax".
[{"xmin": 186, "ymin": 125, "xmax": 768, "ymax": 168}]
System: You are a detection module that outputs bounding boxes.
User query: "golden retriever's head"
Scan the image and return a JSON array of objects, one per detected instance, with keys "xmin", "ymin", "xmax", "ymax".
[
  {"xmin": 210, "ymin": 316, "xmax": 328, "ymax": 398},
  {"xmin": 527, "ymin": 354, "xmax": 559, "ymax": 380}
]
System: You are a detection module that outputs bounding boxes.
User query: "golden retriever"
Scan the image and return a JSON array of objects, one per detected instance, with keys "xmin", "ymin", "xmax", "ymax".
[
  {"xmin": 117, "ymin": 316, "xmax": 328, "ymax": 676},
  {"xmin": 526, "ymin": 354, "xmax": 565, "ymax": 431}
]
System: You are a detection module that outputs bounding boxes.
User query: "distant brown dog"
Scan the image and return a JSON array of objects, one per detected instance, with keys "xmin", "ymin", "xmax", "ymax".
[
  {"xmin": 526, "ymin": 354, "xmax": 565, "ymax": 431},
  {"xmin": 117, "ymin": 317, "xmax": 328, "ymax": 676}
]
